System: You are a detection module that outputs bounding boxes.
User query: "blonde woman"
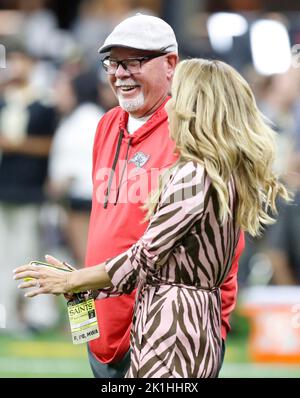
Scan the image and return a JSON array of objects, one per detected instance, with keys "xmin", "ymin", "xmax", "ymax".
[{"xmin": 14, "ymin": 59, "xmax": 290, "ymax": 378}]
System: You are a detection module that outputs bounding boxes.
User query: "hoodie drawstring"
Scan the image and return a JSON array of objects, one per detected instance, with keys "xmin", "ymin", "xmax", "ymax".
[
  {"xmin": 114, "ymin": 137, "xmax": 133, "ymax": 206},
  {"xmin": 103, "ymin": 129, "xmax": 124, "ymax": 209}
]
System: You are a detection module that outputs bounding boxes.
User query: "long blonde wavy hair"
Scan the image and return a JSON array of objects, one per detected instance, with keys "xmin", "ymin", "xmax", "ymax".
[{"xmin": 145, "ymin": 58, "xmax": 291, "ymax": 237}]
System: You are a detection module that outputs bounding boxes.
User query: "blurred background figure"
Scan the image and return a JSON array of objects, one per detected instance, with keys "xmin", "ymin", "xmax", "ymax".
[
  {"xmin": 72, "ymin": 0, "xmax": 133, "ymax": 65},
  {"xmin": 0, "ymin": 46, "xmax": 58, "ymax": 334},
  {"xmin": 258, "ymin": 67, "xmax": 300, "ymax": 286},
  {"xmin": 47, "ymin": 70, "xmax": 104, "ymax": 265},
  {"xmin": 236, "ymin": 67, "xmax": 300, "ymax": 287},
  {"xmin": 15, "ymin": 0, "xmax": 59, "ymax": 59}
]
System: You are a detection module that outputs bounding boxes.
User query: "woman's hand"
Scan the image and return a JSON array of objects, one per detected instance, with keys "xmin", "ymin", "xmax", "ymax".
[
  {"xmin": 13, "ymin": 255, "xmax": 75, "ymax": 298},
  {"xmin": 13, "ymin": 255, "xmax": 112, "ymax": 298},
  {"xmin": 45, "ymin": 255, "xmax": 78, "ymax": 300}
]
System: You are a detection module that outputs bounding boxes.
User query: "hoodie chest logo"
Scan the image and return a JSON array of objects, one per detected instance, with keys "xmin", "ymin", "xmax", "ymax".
[{"xmin": 128, "ymin": 151, "xmax": 150, "ymax": 168}]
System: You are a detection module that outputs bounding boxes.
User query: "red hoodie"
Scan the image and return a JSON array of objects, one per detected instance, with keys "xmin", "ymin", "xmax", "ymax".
[{"xmin": 86, "ymin": 100, "xmax": 245, "ymax": 364}]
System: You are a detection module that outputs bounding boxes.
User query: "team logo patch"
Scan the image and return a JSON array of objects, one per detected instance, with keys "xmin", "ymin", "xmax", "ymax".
[{"xmin": 128, "ymin": 151, "xmax": 150, "ymax": 168}]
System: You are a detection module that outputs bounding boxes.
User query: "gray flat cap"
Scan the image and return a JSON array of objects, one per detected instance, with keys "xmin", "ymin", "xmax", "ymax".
[{"xmin": 98, "ymin": 14, "xmax": 178, "ymax": 54}]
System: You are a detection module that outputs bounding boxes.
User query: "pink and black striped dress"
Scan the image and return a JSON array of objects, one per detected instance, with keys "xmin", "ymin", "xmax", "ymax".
[{"xmin": 103, "ymin": 161, "xmax": 240, "ymax": 378}]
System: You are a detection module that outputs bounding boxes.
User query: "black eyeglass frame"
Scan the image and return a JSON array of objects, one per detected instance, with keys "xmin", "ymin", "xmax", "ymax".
[{"xmin": 101, "ymin": 53, "xmax": 166, "ymax": 75}]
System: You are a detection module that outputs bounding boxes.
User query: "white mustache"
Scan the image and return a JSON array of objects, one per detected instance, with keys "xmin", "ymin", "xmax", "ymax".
[{"xmin": 115, "ymin": 79, "xmax": 139, "ymax": 87}]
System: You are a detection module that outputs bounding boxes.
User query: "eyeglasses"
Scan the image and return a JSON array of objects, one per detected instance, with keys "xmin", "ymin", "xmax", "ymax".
[{"xmin": 101, "ymin": 54, "xmax": 165, "ymax": 75}]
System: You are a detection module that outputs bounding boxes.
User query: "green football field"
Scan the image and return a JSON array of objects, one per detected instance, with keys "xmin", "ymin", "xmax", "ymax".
[{"xmin": 0, "ymin": 329, "xmax": 299, "ymax": 378}]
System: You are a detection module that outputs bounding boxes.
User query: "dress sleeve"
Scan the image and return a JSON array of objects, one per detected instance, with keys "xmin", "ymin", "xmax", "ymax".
[{"xmin": 103, "ymin": 162, "xmax": 207, "ymax": 294}]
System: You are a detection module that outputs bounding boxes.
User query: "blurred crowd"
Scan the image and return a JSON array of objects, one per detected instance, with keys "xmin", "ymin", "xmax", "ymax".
[{"xmin": 0, "ymin": 0, "xmax": 299, "ymax": 336}]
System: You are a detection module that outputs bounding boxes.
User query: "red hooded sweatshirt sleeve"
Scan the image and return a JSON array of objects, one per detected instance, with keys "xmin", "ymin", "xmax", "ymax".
[
  {"xmin": 86, "ymin": 100, "xmax": 244, "ymax": 363},
  {"xmin": 220, "ymin": 232, "xmax": 245, "ymax": 339}
]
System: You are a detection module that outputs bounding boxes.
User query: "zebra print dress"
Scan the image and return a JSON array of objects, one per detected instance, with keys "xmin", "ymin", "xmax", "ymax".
[{"xmin": 104, "ymin": 161, "xmax": 240, "ymax": 378}]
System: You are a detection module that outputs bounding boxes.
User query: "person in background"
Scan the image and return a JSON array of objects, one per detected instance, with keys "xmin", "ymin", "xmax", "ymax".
[
  {"xmin": 0, "ymin": 47, "xmax": 57, "ymax": 333},
  {"xmin": 16, "ymin": 0, "xmax": 58, "ymax": 59},
  {"xmin": 258, "ymin": 68, "xmax": 300, "ymax": 285},
  {"xmin": 14, "ymin": 14, "xmax": 244, "ymax": 376},
  {"xmin": 71, "ymin": 0, "xmax": 132, "ymax": 66}
]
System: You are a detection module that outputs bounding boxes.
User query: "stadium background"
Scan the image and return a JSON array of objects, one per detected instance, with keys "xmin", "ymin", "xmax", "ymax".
[{"xmin": 0, "ymin": 0, "xmax": 299, "ymax": 378}]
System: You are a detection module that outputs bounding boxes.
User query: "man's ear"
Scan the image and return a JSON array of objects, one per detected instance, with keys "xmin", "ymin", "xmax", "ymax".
[{"xmin": 165, "ymin": 53, "xmax": 179, "ymax": 80}]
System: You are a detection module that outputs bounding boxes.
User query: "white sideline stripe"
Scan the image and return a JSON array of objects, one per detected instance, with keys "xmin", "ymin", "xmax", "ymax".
[{"xmin": 0, "ymin": 357, "xmax": 92, "ymax": 375}]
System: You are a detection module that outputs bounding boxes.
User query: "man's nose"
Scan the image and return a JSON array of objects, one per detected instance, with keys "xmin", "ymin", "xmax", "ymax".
[{"xmin": 115, "ymin": 63, "xmax": 131, "ymax": 79}]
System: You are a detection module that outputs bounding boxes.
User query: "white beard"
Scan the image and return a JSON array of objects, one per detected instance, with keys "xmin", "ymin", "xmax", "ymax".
[{"xmin": 118, "ymin": 91, "xmax": 145, "ymax": 113}]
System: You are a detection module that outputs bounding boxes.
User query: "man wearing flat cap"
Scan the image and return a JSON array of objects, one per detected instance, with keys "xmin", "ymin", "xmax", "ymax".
[{"xmin": 81, "ymin": 14, "xmax": 244, "ymax": 378}]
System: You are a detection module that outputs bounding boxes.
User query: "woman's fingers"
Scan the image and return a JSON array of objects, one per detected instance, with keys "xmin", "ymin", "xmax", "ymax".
[
  {"xmin": 13, "ymin": 264, "xmax": 36, "ymax": 274},
  {"xmin": 17, "ymin": 279, "xmax": 39, "ymax": 290},
  {"xmin": 45, "ymin": 254, "xmax": 64, "ymax": 268},
  {"xmin": 13, "ymin": 269, "xmax": 45, "ymax": 298},
  {"xmin": 13, "ymin": 267, "xmax": 40, "ymax": 281},
  {"xmin": 13, "ymin": 262, "xmax": 69, "ymax": 297}
]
